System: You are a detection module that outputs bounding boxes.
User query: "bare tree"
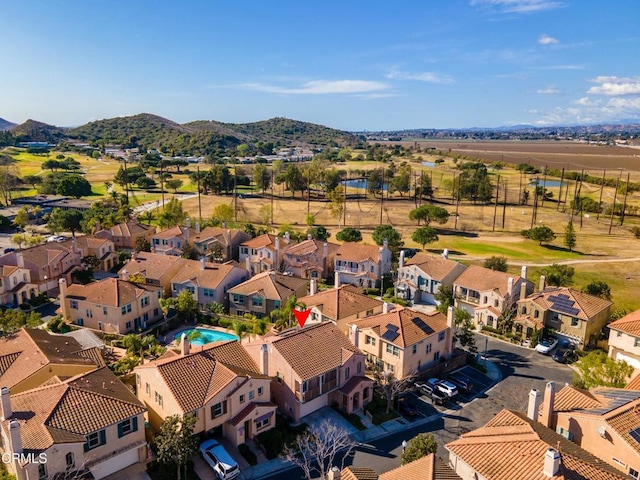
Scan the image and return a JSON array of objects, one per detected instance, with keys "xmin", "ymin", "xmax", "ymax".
[
  {"xmin": 284, "ymin": 419, "xmax": 357, "ymax": 480},
  {"xmin": 374, "ymin": 370, "xmax": 416, "ymax": 413}
]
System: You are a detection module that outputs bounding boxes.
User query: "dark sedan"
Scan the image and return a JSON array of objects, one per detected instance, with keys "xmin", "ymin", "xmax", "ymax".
[{"xmin": 397, "ymin": 397, "xmax": 419, "ymax": 416}]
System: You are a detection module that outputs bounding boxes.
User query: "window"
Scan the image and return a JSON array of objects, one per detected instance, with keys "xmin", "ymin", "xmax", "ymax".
[
  {"xmin": 618, "ymin": 331, "xmax": 623, "ymax": 337},
  {"xmin": 635, "ymin": 338, "xmax": 640, "ymax": 348},
  {"xmin": 117, "ymin": 417, "xmax": 138, "ymax": 438},
  {"xmin": 146, "ymin": 382, "xmax": 150, "ymax": 395},
  {"xmin": 255, "ymin": 417, "xmax": 270, "ymax": 429},
  {"xmin": 38, "ymin": 464, "xmax": 47, "ymax": 480},
  {"xmin": 385, "ymin": 343, "xmax": 400, "ymax": 357},
  {"xmin": 276, "ymin": 372, "xmax": 283, "ymax": 383},
  {"xmin": 65, "ymin": 452, "xmax": 74, "ymax": 470},
  {"xmin": 121, "ymin": 306, "xmax": 127, "ymax": 315},
  {"xmin": 534, "ymin": 310, "xmax": 539, "ymax": 319},
  {"xmin": 239, "ymin": 394, "xmax": 246, "ymax": 404},
  {"xmin": 386, "ymin": 363, "xmax": 395, "ymax": 373},
  {"xmin": 126, "ymin": 321, "xmax": 132, "ymax": 329},
  {"xmin": 494, "ymin": 299, "xmax": 499, "ymax": 307},
  {"xmin": 426, "ymin": 343, "xmax": 432, "ymax": 353},
  {"xmin": 84, "ymin": 430, "xmax": 106, "ymax": 452},
  {"xmin": 274, "ymin": 300, "xmax": 280, "ymax": 309},
  {"xmin": 483, "ymin": 296, "xmax": 488, "ymax": 304},
  {"xmin": 233, "ymin": 294, "xmax": 244, "ymax": 305},
  {"xmin": 521, "ymin": 307, "xmax": 527, "ymax": 315},
  {"xmin": 629, "ymin": 467, "xmax": 639, "ymax": 480},
  {"xmin": 252, "ymin": 296, "xmax": 263, "ymax": 307},
  {"xmin": 86, "ymin": 309, "xmax": 93, "ymax": 318},
  {"xmin": 136, "ymin": 374, "xmax": 140, "ymax": 386},
  {"xmin": 434, "ymin": 351, "xmax": 440, "ymax": 361},
  {"xmin": 141, "ymin": 296, "xmax": 149, "ymax": 307},
  {"xmin": 155, "ymin": 391, "xmax": 163, "ymax": 407},
  {"xmin": 357, "ymin": 362, "xmax": 362, "ymax": 373},
  {"xmin": 76, "ymin": 319, "xmax": 83, "ymax": 326},
  {"xmin": 571, "ymin": 317, "xmax": 579, "ymax": 327},
  {"xmin": 154, "ymin": 308, "xmax": 159, "ymax": 317},
  {"xmin": 70, "ymin": 300, "xmax": 78, "ymax": 310},
  {"xmin": 258, "ymin": 386, "xmax": 264, "ymax": 396},
  {"xmin": 249, "ymin": 390, "xmax": 254, "ymax": 400},
  {"xmin": 103, "ymin": 306, "xmax": 108, "ymax": 315},
  {"xmin": 211, "ymin": 401, "xmax": 227, "ymax": 418},
  {"xmin": 345, "ymin": 367, "xmax": 350, "ymax": 379},
  {"xmin": 412, "ymin": 345, "xmax": 417, "ymax": 354},
  {"xmin": 556, "ymin": 426, "xmax": 573, "ymax": 441},
  {"xmin": 365, "ymin": 335, "xmax": 376, "ymax": 346},
  {"xmin": 157, "ymin": 290, "xmax": 161, "ymax": 298},
  {"xmin": 438, "ymin": 331, "xmax": 446, "ymax": 342},
  {"xmin": 204, "ymin": 288, "xmax": 215, "ymax": 297}
]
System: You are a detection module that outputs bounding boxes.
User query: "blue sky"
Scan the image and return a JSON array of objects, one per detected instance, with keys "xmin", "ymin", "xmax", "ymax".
[{"xmin": 1, "ymin": 0, "xmax": 638, "ymax": 131}]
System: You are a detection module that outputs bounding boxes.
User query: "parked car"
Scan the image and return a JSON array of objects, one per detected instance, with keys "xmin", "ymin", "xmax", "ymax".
[
  {"xmin": 552, "ymin": 340, "xmax": 576, "ymax": 363},
  {"xmin": 397, "ymin": 397, "xmax": 419, "ymax": 416},
  {"xmin": 2, "ymin": 248, "xmax": 15, "ymax": 254},
  {"xmin": 414, "ymin": 382, "xmax": 448, "ymax": 405},
  {"xmin": 447, "ymin": 374, "xmax": 474, "ymax": 393},
  {"xmin": 199, "ymin": 439, "xmax": 240, "ymax": 480},
  {"xmin": 46, "ymin": 235, "xmax": 66, "ymax": 243},
  {"xmin": 435, "ymin": 380, "xmax": 459, "ymax": 398},
  {"xmin": 535, "ymin": 338, "xmax": 558, "ymax": 355}
]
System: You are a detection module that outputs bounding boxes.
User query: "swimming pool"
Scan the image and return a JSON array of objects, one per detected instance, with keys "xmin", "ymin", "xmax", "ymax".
[{"xmin": 174, "ymin": 328, "xmax": 238, "ymax": 346}]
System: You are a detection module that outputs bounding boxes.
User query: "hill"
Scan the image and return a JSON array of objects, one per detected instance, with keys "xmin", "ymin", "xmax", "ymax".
[
  {"xmin": 68, "ymin": 113, "xmax": 361, "ymax": 156},
  {"xmin": 11, "ymin": 119, "xmax": 66, "ymax": 143},
  {"xmin": 0, "ymin": 118, "xmax": 16, "ymax": 131}
]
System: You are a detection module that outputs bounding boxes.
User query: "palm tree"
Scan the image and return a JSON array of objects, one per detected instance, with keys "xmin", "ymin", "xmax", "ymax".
[{"xmin": 140, "ymin": 210, "xmax": 155, "ymax": 225}]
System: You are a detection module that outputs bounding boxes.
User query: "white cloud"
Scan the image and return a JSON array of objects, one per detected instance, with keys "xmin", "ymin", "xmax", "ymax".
[
  {"xmin": 470, "ymin": 0, "xmax": 564, "ymax": 14},
  {"xmin": 536, "ymin": 86, "xmax": 560, "ymax": 95},
  {"xmin": 236, "ymin": 80, "xmax": 389, "ymax": 95},
  {"xmin": 538, "ymin": 34, "xmax": 559, "ymax": 45},
  {"xmin": 386, "ymin": 68, "xmax": 454, "ymax": 84},
  {"xmin": 587, "ymin": 76, "xmax": 640, "ymax": 96}
]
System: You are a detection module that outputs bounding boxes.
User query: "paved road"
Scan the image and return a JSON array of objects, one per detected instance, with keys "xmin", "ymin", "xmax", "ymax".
[
  {"xmin": 266, "ymin": 332, "xmax": 574, "ymax": 480},
  {"xmin": 131, "ymin": 192, "xmax": 196, "ymax": 214}
]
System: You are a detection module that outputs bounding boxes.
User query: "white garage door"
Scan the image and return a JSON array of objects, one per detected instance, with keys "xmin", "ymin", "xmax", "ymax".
[{"xmin": 89, "ymin": 447, "xmax": 139, "ymax": 479}]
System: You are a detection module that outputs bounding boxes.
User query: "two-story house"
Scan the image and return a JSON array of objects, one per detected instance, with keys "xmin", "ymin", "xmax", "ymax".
[
  {"xmin": 515, "ymin": 282, "xmax": 612, "ymax": 347},
  {"xmin": 119, "ymin": 251, "xmax": 187, "ymax": 296},
  {"xmin": 339, "ymin": 455, "xmax": 462, "ymax": 480},
  {"xmin": 227, "ymin": 271, "xmax": 308, "ymax": 319},
  {"xmin": 71, "ymin": 236, "xmax": 118, "ymax": 271},
  {"xmin": 94, "ymin": 218, "xmax": 156, "ymax": 250},
  {"xmin": 334, "ymin": 241, "xmax": 392, "ymax": 289},
  {"xmin": 59, "ymin": 277, "xmax": 163, "ymax": 334},
  {"xmin": 150, "ymin": 222, "xmax": 197, "ymax": 256},
  {"xmin": 527, "ymin": 381, "xmax": 640, "ymax": 479},
  {"xmin": 0, "ymin": 367, "xmax": 147, "ymax": 480},
  {"xmin": 281, "ymin": 236, "xmax": 339, "ymax": 280},
  {"xmin": 453, "ymin": 265, "xmax": 533, "ymax": 330},
  {"xmin": 395, "ymin": 251, "xmax": 467, "ymax": 305},
  {"xmin": 608, "ymin": 310, "xmax": 640, "ymax": 372},
  {"xmin": 298, "ymin": 283, "xmax": 384, "ymax": 334},
  {"xmin": 171, "ymin": 258, "xmax": 249, "ymax": 310},
  {"xmin": 348, "ymin": 306, "xmax": 454, "ymax": 378},
  {"xmin": 238, "ymin": 233, "xmax": 290, "ymax": 275},
  {"xmin": 244, "ymin": 322, "xmax": 373, "ymax": 422},
  {"xmin": 134, "ymin": 338, "xmax": 276, "ymax": 448},
  {"xmin": 191, "ymin": 226, "xmax": 251, "ymax": 262},
  {"xmin": 0, "ymin": 265, "xmax": 38, "ymax": 307}
]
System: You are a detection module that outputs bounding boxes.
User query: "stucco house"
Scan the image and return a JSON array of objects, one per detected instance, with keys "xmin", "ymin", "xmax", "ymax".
[
  {"xmin": 608, "ymin": 309, "xmax": 640, "ymax": 372},
  {"xmin": 333, "ymin": 241, "xmax": 392, "ymax": 289},
  {"xmin": 238, "ymin": 233, "xmax": 291, "ymax": 275},
  {"xmin": 0, "ymin": 265, "xmax": 39, "ymax": 308},
  {"xmin": 281, "ymin": 236, "xmax": 339, "ymax": 280},
  {"xmin": 94, "ymin": 219, "xmax": 156, "ymax": 250},
  {"xmin": 119, "ymin": 251, "xmax": 187, "ymax": 296},
  {"xmin": 190, "ymin": 226, "xmax": 250, "ymax": 262}
]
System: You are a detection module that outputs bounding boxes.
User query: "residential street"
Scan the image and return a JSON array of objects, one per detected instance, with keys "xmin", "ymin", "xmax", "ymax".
[{"xmin": 264, "ymin": 333, "xmax": 574, "ymax": 480}]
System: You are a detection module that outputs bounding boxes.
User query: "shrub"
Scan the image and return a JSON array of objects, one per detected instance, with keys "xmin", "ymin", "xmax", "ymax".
[
  {"xmin": 218, "ymin": 318, "xmax": 232, "ymax": 328},
  {"xmin": 238, "ymin": 444, "xmax": 257, "ymax": 466}
]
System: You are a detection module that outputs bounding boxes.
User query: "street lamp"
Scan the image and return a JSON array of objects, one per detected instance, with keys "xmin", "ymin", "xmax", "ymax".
[
  {"xmin": 402, "ymin": 440, "xmax": 408, "ymax": 453},
  {"xmin": 43, "ymin": 275, "xmax": 48, "ymax": 300}
]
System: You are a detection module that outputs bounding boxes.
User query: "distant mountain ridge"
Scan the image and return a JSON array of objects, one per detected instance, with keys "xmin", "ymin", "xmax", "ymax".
[
  {"xmin": 0, "ymin": 118, "xmax": 17, "ymax": 131},
  {"xmin": 11, "ymin": 119, "xmax": 66, "ymax": 143}
]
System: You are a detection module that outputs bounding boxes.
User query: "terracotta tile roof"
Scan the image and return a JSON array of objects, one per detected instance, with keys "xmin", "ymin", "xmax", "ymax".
[
  {"xmin": 298, "ymin": 285, "xmax": 383, "ymax": 321},
  {"xmin": 241, "ymin": 233, "xmax": 278, "ymax": 249},
  {"xmin": 104, "ymin": 221, "xmax": 154, "ymax": 237},
  {"xmin": 120, "ymin": 252, "xmax": 186, "ymax": 280},
  {"xmin": 284, "ymin": 239, "xmax": 339, "ymax": 257},
  {"xmin": 335, "ymin": 243, "xmax": 383, "ymax": 263},
  {"xmin": 341, "ymin": 467, "xmax": 379, "ymax": 480},
  {"xmin": 553, "ymin": 385, "xmax": 604, "ymax": 412},
  {"xmin": 379, "ymin": 454, "xmax": 461, "ymax": 480},
  {"xmin": 605, "ymin": 399, "xmax": 640, "ymax": 456},
  {"xmin": 626, "ymin": 373, "xmax": 640, "ymax": 390},
  {"xmin": 5, "ymin": 367, "xmax": 145, "ymax": 452},
  {"xmin": 66, "ymin": 277, "xmax": 161, "ymax": 307},
  {"xmin": 609, "ymin": 309, "xmax": 640, "ymax": 336},
  {"xmin": 350, "ymin": 307, "xmax": 448, "ymax": 348},
  {"xmin": 152, "ymin": 225, "xmax": 197, "ymax": 240},
  {"xmin": 136, "ymin": 340, "xmax": 265, "ymax": 413},
  {"xmin": 228, "ymin": 271, "xmax": 308, "ymax": 301},
  {"xmin": 266, "ymin": 322, "xmax": 363, "ymax": 380},
  {"xmin": 404, "ymin": 253, "xmax": 466, "ymax": 281},
  {"xmin": 0, "ymin": 242, "xmax": 77, "ymax": 270},
  {"xmin": 171, "ymin": 261, "xmax": 245, "ymax": 289},
  {"xmin": 192, "ymin": 227, "xmax": 250, "ymax": 246},
  {"xmin": 340, "ymin": 376, "xmax": 373, "ymax": 396},
  {"xmin": 0, "ymin": 329, "xmax": 99, "ymax": 390},
  {"xmin": 229, "ymin": 401, "xmax": 277, "ymax": 426},
  {"xmin": 525, "ymin": 287, "xmax": 612, "ymax": 321},
  {"xmin": 0, "ymin": 265, "xmax": 19, "ymax": 277},
  {"xmin": 73, "ymin": 236, "xmax": 111, "ymax": 251},
  {"xmin": 446, "ymin": 409, "xmax": 627, "ymax": 480},
  {"xmin": 454, "ymin": 266, "xmax": 526, "ymax": 296}
]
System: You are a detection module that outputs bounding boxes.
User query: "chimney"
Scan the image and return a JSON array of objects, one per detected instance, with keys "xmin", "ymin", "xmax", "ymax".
[
  {"xmin": 284, "ymin": 231, "xmax": 290, "ymax": 243},
  {"xmin": 225, "ymin": 230, "xmax": 232, "ymax": 259},
  {"xmin": 310, "ymin": 279, "xmax": 317, "ymax": 296},
  {"xmin": 0, "ymin": 387, "xmax": 11, "ymax": 420},
  {"xmin": 382, "ymin": 302, "xmax": 389, "ymax": 314},
  {"xmin": 323, "ymin": 242, "xmax": 328, "ymax": 258},
  {"xmin": 507, "ymin": 277, "xmax": 514, "ymax": 297},
  {"xmin": 16, "ymin": 252, "xmax": 24, "ymax": 269},
  {"xmin": 185, "ymin": 222, "xmax": 189, "ymax": 243},
  {"xmin": 180, "ymin": 333, "xmax": 190, "ymax": 356},
  {"xmin": 307, "ymin": 233, "xmax": 312, "ymax": 241},
  {"xmin": 442, "ymin": 248, "xmax": 449, "ymax": 259},
  {"xmin": 447, "ymin": 306, "xmax": 455, "ymax": 330},
  {"xmin": 195, "ymin": 222, "xmax": 200, "ymax": 234},
  {"xmin": 9, "ymin": 419, "xmax": 22, "ymax": 454},
  {"xmin": 95, "ymin": 219, "xmax": 101, "ymax": 233},
  {"xmin": 543, "ymin": 448, "xmax": 560, "ymax": 477},
  {"xmin": 527, "ymin": 388, "xmax": 543, "ymax": 421},
  {"xmin": 121, "ymin": 269, "xmax": 130, "ymax": 282},
  {"xmin": 334, "ymin": 271, "xmax": 340, "ymax": 289},
  {"xmin": 245, "ymin": 256, "xmax": 252, "ymax": 276},
  {"xmin": 541, "ymin": 381, "xmax": 556, "ymax": 428},
  {"xmin": 327, "ymin": 466, "xmax": 341, "ymax": 480},
  {"xmin": 260, "ymin": 343, "xmax": 268, "ymax": 375},
  {"xmin": 349, "ymin": 324, "xmax": 359, "ymax": 347},
  {"xmin": 200, "ymin": 257, "xmax": 206, "ymax": 270},
  {"xmin": 520, "ymin": 281, "xmax": 527, "ymax": 301},
  {"xmin": 186, "ymin": 217, "xmax": 191, "ymax": 229},
  {"xmin": 539, "ymin": 275, "xmax": 546, "ymax": 292},
  {"xmin": 71, "ymin": 236, "xmax": 77, "ymax": 254},
  {"xmin": 521, "ymin": 265, "xmax": 528, "ymax": 280},
  {"xmin": 59, "ymin": 278, "xmax": 68, "ymax": 319},
  {"xmin": 399, "ymin": 250, "xmax": 405, "ymax": 268}
]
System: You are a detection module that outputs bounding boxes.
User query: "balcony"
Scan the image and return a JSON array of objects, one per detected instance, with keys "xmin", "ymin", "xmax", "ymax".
[
  {"xmin": 336, "ymin": 265, "xmax": 359, "ymax": 274},
  {"xmin": 455, "ymin": 292, "xmax": 480, "ymax": 305}
]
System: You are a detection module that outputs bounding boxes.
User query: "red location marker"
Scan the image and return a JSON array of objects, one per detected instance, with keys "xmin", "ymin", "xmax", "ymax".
[{"xmin": 293, "ymin": 308, "xmax": 311, "ymax": 328}]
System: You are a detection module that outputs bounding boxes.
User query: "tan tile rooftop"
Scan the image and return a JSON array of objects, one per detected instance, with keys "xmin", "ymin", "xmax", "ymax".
[
  {"xmin": 66, "ymin": 277, "xmax": 161, "ymax": 307},
  {"xmin": 298, "ymin": 285, "xmax": 383, "ymax": 321},
  {"xmin": 192, "ymin": 226, "xmax": 249, "ymax": 246},
  {"xmin": 350, "ymin": 307, "xmax": 448, "ymax": 348},
  {"xmin": 120, "ymin": 251, "xmax": 186, "ymax": 279},
  {"xmin": 152, "ymin": 225, "xmax": 196, "ymax": 240},
  {"xmin": 335, "ymin": 243, "xmax": 382, "ymax": 263},
  {"xmin": 553, "ymin": 385, "xmax": 604, "ymax": 412},
  {"xmin": 341, "ymin": 467, "xmax": 379, "ymax": 480},
  {"xmin": 136, "ymin": 340, "xmax": 265, "ymax": 412},
  {"xmin": 171, "ymin": 260, "xmax": 244, "ymax": 289},
  {"xmin": 228, "ymin": 271, "xmax": 307, "ymax": 301},
  {"xmin": 105, "ymin": 220, "xmax": 154, "ymax": 237},
  {"xmin": 72, "ymin": 236, "xmax": 111, "ymax": 250},
  {"xmin": 0, "ymin": 242, "xmax": 76, "ymax": 269},
  {"xmin": 0, "ymin": 265, "xmax": 19, "ymax": 276},
  {"xmin": 446, "ymin": 409, "xmax": 627, "ymax": 480},
  {"xmin": 609, "ymin": 309, "xmax": 640, "ymax": 336},
  {"xmin": 263, "ymin": 322, "xmax": 363, "ymax": 380},
  {"xmin": 454, "ymin": 265, "xmax": 525, "ymax": 296},
  {"xmin": 405, "ymin": 253, "xmax": 466, "ymax": 281},
  {"xmin": 627, "ymin": 373, "xmax": 640, "ymax": 390},
  {"xmin": 527, "ymin": 287, "xmax": 612, "ymax": 321},
  {"xmin": 379, "ymin": 454, "xmax": 461, "ymax": 480},
  {"xmin": 241, "ymin": 233, "xmax": 278, "ymax": 249},
  {"xmin": 284, "ymin": 239, "xmax": 339, "ymax": 257}
]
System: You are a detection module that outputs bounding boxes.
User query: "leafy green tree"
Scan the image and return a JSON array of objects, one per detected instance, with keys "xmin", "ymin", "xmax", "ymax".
[
  {"xmin": 135, "ymin": 176, "xmax": 157, "ymax": 190},
  {"xmin": 366, "ymin": 168, "xmax": 384, "ymax": 197},
  {"xmin": 328, "ymin": 185, "xmax": 346, "ymax": 227},
  {"xmin": 389, "ymin": 165, "xmax": 411, "ymax": 197},
  {"xmin": 573, "ymin": 351, "xmax": 634, "ymax": 388},
  {"xmin": 165, "ymin": 179, "xmax": 183, "ymax": 193},
  {"xmin": 401, "ymin": 433, "xmax": 438, "ymax": 465},
  {"xmin": 10, "ymin": 233, "xmax": 27, "ymax": 249},
  {"xmin": 42, "ymin": 159, "xmax": 63, "ymax": 172},
  {"xmin": 13, "ymin": 207, "xmax": 30, "ymax": 229},
  {"xmin": 253, "ymin": 163, "xmax": 271, "ymax": 194},
  {"xmin": 42, "ymin": 174, "xmax": 92, "ymax": 198},
  {"xmin": 408, "ymin": 205, "xmax": 450, "ymax": 226},
  {"xmin": 434, "ymin": 284, "xmax": 453, "ymax": 315},
  {"xmin": 584, "ymin": 281, "xmax": 612, "ymax": 300},
  {"xmin": 175, "ymin": 289, "xmax": 198, "ymax": 323},
  {"xmin": 522, "ymin": 225, "xmax": 556, "ymax": 246},
  {"xmin": 411, "ymin": 226, "xmax": 438, "ymax": 249},
  {"xmin": 134, "ymin": 236, "xmax": 151, "ymax": 252},
  {"xmin": 457, "ymin": 163, "xmax": 493, "ymax": 204},
  {"xmin": 454, "ymin": 308, "xmax": 477, "ymax": 352},
  {"xmin": 564, "ymin": 221, "xmax": 577, "ymax": 252},
  {"xmin": 372, "ymin": 225, "xmax": 403, "ymax": 255},
  {"xmin": 0, "ymin": 309, "xmax": 41, "ymax": 333},
  {"xmin": 47, "ymin": 208, "xmax": 83, "ymax": 237},
  {"xmin": 336, "ymin": 228, "xmax": 362, "ymax": 243},
  {"xmin": 23, "ymin": 175, "xmax": 43, "ymax": 189},
  {"xmin": 211, "ymin": 203, "xmax": 234, "ymax": 225},
  {"xmin": 415, "ymin": 174, "xmax": 434, "ymax": 199},
  {"xmin": 307, "ymin": 226, "xmax": 330, "ymax": 241},
  {"xmin": 157, "ymin": 198, "xmax": 185, "ymax": 228},
  {"xmin": 82, "ymin": 254, "xmax": 101, "ymax": 271},
  {"xmin": 155, "ymin": 414, "xmax": 199, "ymax": 480},
  {"xmin": 284, "ymin": 164, "xmax": 305, "ymax": 197},
  {"xmin": 114, "ymin": 165, "xmax": 145, "ymax": 188},
  {"xmin": 46, "ymin": 316, "xmax": 68, "ymax": 333},
  {"xmin": 483, "ymin": 256, "xmax": 508, "ymax": 272},
  {"xmin": 540, "ymin": 263, "xmax": 574, "ymax": 287}
]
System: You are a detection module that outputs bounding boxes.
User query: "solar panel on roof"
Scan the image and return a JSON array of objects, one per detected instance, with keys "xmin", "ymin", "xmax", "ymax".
[
  {"xmin": 381, "ymin": 330, "xmax": 399, "ymax": 342},
  {"xmin": 385, "ymin": 324, "xmax": 399, "ymax": 332},
  {"xmin": 629, "ymin": 428, "xmax": 640, "ymax": 445},
  {"xmin": 412, "ymin": 318, "xmax": 433, "ymax": 334}
]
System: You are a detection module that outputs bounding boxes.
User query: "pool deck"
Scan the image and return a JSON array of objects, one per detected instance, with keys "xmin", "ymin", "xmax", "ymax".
[{"xmin": 162, "ymin": 324, "xmax": 253, "ymax": 347}]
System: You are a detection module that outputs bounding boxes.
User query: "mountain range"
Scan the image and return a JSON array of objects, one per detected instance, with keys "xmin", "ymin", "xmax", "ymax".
[{"xmin": 0, "ymin": 118, "xmax": 17, "ymax": 131}]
